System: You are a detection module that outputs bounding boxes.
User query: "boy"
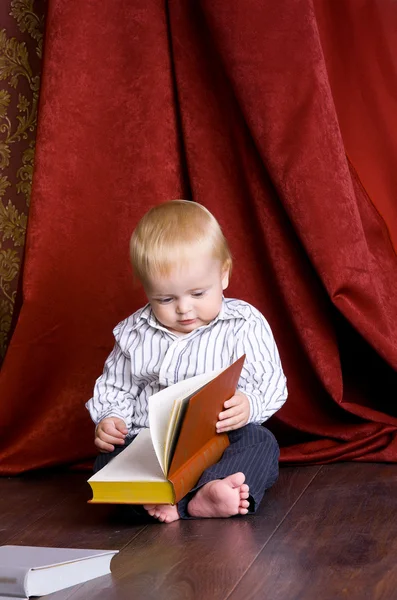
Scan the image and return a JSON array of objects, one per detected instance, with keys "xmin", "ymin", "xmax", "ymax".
[{"xmin": 86, "ymin": 200, "xmax": 287, "ymax": 522}]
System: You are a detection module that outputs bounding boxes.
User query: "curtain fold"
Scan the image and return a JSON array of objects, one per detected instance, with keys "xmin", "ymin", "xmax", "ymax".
[{"xmin": 1, "ymin": 0, "xmax": 397, "ymax": 473}]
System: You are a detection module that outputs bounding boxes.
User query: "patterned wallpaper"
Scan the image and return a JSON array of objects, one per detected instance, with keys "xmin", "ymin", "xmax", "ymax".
[{"xmin": 0, "ymin": 0, "xmax": 46, "ymax": 361}]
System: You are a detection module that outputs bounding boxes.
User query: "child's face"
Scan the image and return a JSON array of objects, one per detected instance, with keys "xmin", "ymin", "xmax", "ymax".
[{"xmin": 144, "ymin": 254, "xmax": 229, "ymax": 335}]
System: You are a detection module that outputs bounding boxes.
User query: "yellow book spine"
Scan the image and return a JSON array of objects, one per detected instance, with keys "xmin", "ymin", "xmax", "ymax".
[{"xmin": 88, "ymin": 480, "xmax": 175, "ymax": 505}]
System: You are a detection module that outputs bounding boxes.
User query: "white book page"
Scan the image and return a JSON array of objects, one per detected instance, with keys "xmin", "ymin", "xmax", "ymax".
[
  {"xmin": 29, "ymin": 554, "xmax": 115, "ymax": 597},
  {"xmin": 148, "ymin": 369, "xmax": 222, "ymax": 475},
  {"xmin": 88, "ymin": 429, "xmax": 166, "ymax": 482}
]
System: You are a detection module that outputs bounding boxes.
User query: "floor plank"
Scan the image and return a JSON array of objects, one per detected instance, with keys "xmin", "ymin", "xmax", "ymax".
[
  {"xmin": 228, "ymin": 463, "xmax": 397, "ymax": 600},
  {"xmin": 6, "ymin": 474, "xmax": 149, "ymax": 550},
  {"xmin": 0, "ymin": 472, "xmax": 88, "ymax": 545},
  {"xmin": 51, "ymin": 466, "xmax": 320, "ymax": 600}
]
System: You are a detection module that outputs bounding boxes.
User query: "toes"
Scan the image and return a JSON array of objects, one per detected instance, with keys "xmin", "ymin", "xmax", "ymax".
[
  {"xmin": 144, "ymin": 504, "xmax": 179, "ymax": 523},
  {"xmin": 238, "ymin": 507, "xmax": 249, "ymax": 515},
  {"xmin": 240, "ymin": 484, "xmax": 249, "ymax": 494},
  {"xmin": 240, "ymin": 499, "xmax": 250, "ymax": 509},
  {"xmin": 228, "ymin": 472, "xmax": 246, "ymax": 488},
  {"xmin": 144, "ymin": 504, "xmax": 161, "ymax": 517},
  {"xmin": 240, "ymin": 491, "xmax": 250, "ymax": 500}
]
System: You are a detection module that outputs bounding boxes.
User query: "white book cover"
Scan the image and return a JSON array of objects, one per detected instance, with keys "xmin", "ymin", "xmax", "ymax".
[{"xmin": 0, "ymin": 546, "xmax": 118, "ymax": 599}]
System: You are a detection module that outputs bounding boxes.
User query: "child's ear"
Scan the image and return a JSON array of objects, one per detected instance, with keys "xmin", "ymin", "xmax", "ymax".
[{"xmin": 221, "ymin": 264, "xmax": 230, "ymax": 291}]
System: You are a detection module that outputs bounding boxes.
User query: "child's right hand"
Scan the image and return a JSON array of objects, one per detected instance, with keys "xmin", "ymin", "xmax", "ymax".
[{"xmin": 95, "ymin": 417, "xmax": 128, "ymax": 453}]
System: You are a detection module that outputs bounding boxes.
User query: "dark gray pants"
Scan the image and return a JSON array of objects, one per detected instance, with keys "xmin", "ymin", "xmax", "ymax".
[{"xmin": 93, "ymin": 423, "xmax": 279, "ymax": 519}]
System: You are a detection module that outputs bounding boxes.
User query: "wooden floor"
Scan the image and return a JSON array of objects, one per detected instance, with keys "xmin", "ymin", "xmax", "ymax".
[{"xmin": 2, "ymin": 462, "xmax": 397, "ymax": 599}]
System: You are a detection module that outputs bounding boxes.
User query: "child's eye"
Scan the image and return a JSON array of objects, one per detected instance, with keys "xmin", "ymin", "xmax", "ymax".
[
  {"xmin": 191, "ymin": 291, "xmax": 205, "ymax": 298},
  {"xmin": 157, "ymin": 298, "xmax": 173, "ymax": 304}
]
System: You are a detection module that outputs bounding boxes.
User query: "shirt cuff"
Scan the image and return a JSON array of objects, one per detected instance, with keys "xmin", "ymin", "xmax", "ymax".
[
  {"xmin": 93, "ymin": 409, "xmax": 129, "ymax": 427},
  {"xmin": 237, "ymin": 388, "xmax": 262, "ymax": 424}
]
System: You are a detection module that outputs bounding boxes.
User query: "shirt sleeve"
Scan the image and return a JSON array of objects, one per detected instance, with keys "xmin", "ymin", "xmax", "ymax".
[
  {"xmin": 235, "ymin": 308, "xmax": 287, "ymax": 424},
  {"xmin": 85, "ymin": 323, "xmax": 139, "ymax": 434}
]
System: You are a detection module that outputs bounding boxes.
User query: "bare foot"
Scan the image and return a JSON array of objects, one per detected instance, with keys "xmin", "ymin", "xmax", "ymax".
[
  {"xmin": 187, "ymin": 472, "xmax": 250, "ymax": 518},
  {"xmin": 143, "ymin": 503, "xmax": 180, "ymax": 523}
]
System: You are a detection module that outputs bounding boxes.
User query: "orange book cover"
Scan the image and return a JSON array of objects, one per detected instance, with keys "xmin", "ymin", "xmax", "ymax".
[{"xmin": 169, "ymin": 354, "xmax": 245, "ymax": 502}]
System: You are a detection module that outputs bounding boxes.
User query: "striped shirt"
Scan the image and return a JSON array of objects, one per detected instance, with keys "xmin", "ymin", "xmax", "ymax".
[{"xmin": 86, "ymin": 298, "xmax": 287, "ymax": 436}]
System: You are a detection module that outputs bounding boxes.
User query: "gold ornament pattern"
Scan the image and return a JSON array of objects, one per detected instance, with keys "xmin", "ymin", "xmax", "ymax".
[{"xmin": 0, "ymin": 0, "xmax": 46, "ymax": 360}]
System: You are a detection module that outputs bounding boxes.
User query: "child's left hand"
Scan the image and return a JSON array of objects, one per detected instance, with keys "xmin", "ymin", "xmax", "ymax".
[{"xmin": 216, "ymin": 390, "xmax": 250, "ymax": 433}]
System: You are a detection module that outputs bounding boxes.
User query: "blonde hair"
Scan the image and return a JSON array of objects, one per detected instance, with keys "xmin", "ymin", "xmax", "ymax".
[{"xmin": 130, "ymin": 200, "xmax": 232, "ymax": 282}]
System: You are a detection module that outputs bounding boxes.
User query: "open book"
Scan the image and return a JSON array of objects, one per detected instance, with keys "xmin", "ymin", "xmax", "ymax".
[
  {"xmin": 88, "ymin": 355, "xmax": 245, "ymax": 505},
  {"xmin": 0, "ymin": 546, "xmax": 118, "ymax": 599}
]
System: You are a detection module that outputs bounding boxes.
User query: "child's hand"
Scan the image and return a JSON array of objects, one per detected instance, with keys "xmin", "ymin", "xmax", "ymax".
[
  {"xmin": 95, "ymin": 417, "xmax": 128, "ymax": 452},
  {"xmin": 216, "ymin": 391, "xmax": 250, "ymax": 433}
]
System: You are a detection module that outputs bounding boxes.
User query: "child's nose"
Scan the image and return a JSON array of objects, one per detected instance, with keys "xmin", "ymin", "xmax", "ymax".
[{"xmin": 176, "ymin": 299, "xmax": 191, "ymax": 314}]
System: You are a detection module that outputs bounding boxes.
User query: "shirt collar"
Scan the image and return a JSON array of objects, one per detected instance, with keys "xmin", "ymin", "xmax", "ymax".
[
  {"xmin": 135, "ymin": 303, "xmax": 161, "ymax": 329},
  {"xmin": 136, "ymin": 298, "xmax": 238, "ymax": 336}
]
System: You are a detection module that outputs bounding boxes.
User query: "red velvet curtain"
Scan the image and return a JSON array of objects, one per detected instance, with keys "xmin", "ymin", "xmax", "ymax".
[{"xmin": 1, "ymin": 0, "xmax": 397, "ymax": 474}]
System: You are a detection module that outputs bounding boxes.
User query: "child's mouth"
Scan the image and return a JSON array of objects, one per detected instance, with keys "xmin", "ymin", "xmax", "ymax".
[{"xmin": 179, "ymin": 319, "xmax": 196, "ymax": 325}]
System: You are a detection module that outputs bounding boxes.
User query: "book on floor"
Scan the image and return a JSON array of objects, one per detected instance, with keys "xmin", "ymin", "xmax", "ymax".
[
  {"xmin": 88, "ymin": 354, "xmax": 245, "ymax": 505},
  {"xmin": 0, "ymin": 545, "xmax": 118, "ymax": 599}
]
